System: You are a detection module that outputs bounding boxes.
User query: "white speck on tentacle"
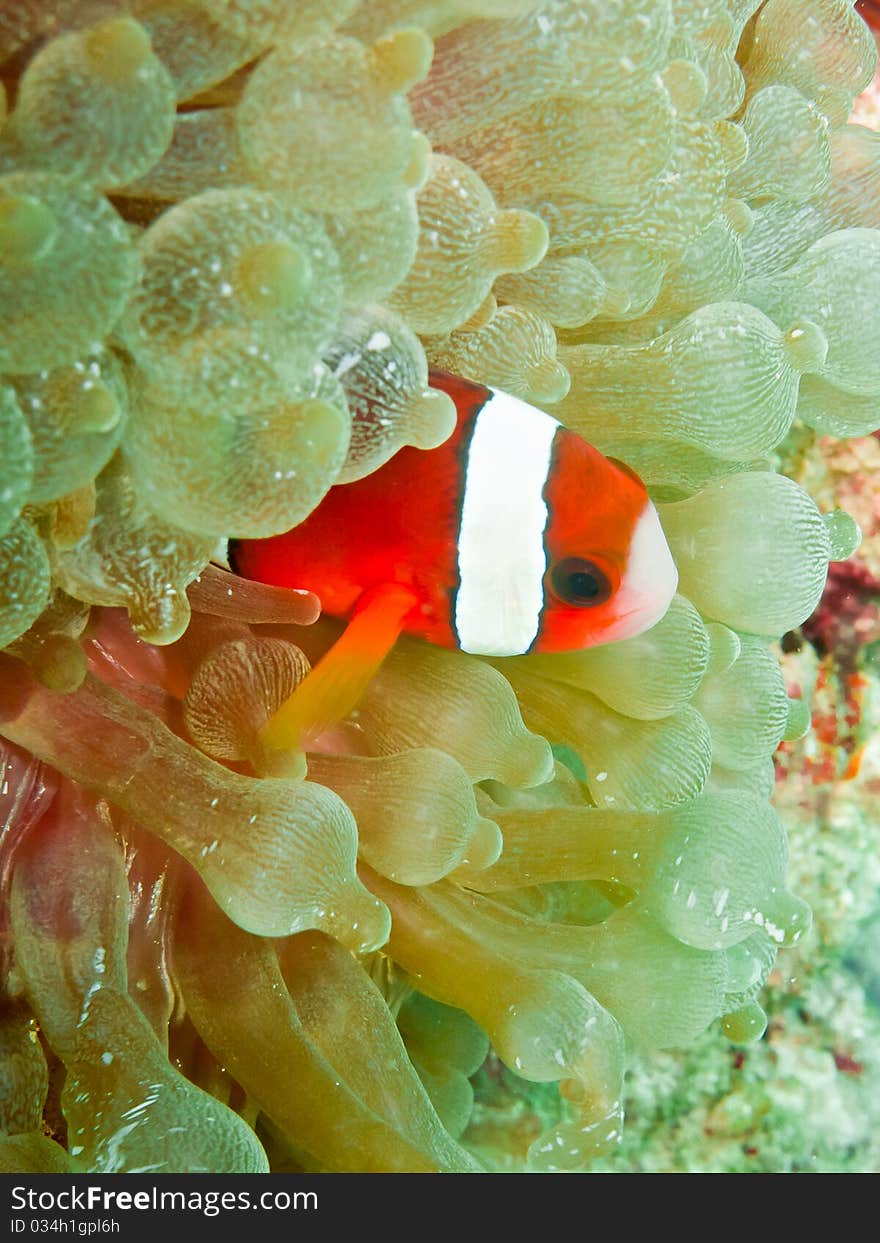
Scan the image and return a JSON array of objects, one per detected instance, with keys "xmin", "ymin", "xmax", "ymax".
[{"xmin": 332, "ymin": 350, "xmax": 361, "ymax": 378}]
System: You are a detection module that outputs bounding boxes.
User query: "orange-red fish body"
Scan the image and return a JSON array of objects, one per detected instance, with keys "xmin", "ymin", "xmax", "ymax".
[
  {"xmin": 231, "ymin": 373, "xmax": 677, "ymax": 659},
  {"xmin": 857, "ymin": 0, "xmax": 880, "ymax": 31}
]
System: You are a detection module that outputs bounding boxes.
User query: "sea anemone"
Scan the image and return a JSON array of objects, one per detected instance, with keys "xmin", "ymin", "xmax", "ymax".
[{"xmin": 0, "ymin": 0, "xmax": 878, "ymax": 1174}]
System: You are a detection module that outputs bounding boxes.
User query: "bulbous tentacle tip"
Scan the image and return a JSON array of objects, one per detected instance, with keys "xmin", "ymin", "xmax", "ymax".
[
  {"xmin": 663, "ymin": 59, "xmax": 708, "ymax": 119},
  {"xmin": 721, "ymin": 1002, "xmax": 768, "ymax": 1045},
  {"xmin": 84, "ymin": 17, "xmax": 153, "ymax": 80},
  {"xmin": 323, "ymin": 881, "xmax": 392, "ymax": 955},
  {"xmin": 704, "ymin": 621, "xmax": 742, "ymax": 678},
  {"xmin": 525, "ymin": 358, "xmax": 571, "ymax": 405},
  {"xmin": 48, "ymin": 487, "xmax": 97, "ymax": 550},
  {"xmin": 72, "ymin": 380, "xmax": 120, "ymax": 434},
  {"xmin": 25, "ymin": 635, "xmax": 88, "ymax": 694},
  {"xmin": 527, "ymin": 1107, "xmax": 623, "ymax": 1172},
  {"xmin": 128, "ymin": 589, "xmax": 192, "ymax": 647},
  {"xmin": 483, "ymin": 210, "xmax": 549, "ymax": 275},
  {"xmin": 369, "ymin": 28, "xmax": 434, "ymax": 96},
  {"xmin": 759, "ymin": 889, "xmax": 812, "ymax": 948},
  {"xmin": 0, "ymin": 195, "xmax": 57, "ymax": 266},
  {"xmin": 402, "ymin": 131, "xmax": 432, "ymax": 191},
  {"xmin": 783, "ymin": 320, "xmax": 828, "ymax": 374},
  {"xmin": 451, "ymin": 816, "xmax": 503, "ymax": 875},
  {"xmin": 823, "ymin": 508, "xmax": 862, "ymax": 562},
  {"xmin": 0, "ymin": 1133, "xmax": 73, "ymax": 1174},
  {"xmin": 236, "ymin": 240, "xmax": 312, "ymax": 317},
  {"xmin": 408, "ymin": 387, "xmax": 457, "ymax": 449},
  {"xmin": 520, "ymin": 736, "xmax": 556, "ymax": 789},
  {"xmin": 722, "ymin": 196, "xmax": 754, "ymax": 237}
]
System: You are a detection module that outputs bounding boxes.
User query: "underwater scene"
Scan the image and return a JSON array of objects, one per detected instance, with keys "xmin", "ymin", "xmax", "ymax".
[{"xmin": 0, "ymin": 0, "xmax": 878, "ymax": 1177}]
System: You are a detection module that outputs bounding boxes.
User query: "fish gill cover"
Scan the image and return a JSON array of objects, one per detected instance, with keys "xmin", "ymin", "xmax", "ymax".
[{"xmin": 0, "ymin": 0, "xmax": 877, "ymax": 1175}]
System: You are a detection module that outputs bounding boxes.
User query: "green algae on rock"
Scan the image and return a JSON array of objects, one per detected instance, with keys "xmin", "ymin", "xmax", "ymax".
[{"xmin": 0, "ymin": 0, "xmax": 879, "ymax": 1177}]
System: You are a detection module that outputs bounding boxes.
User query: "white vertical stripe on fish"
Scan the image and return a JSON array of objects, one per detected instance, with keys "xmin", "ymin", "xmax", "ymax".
[{"xmin": 454, "ymin": 390, "xmax": 559, "ymax": 655}]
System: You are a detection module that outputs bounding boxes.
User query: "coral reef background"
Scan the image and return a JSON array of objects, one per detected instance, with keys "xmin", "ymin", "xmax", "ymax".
[{"xmin": 0, "ymin": 0, "xmax": 879, "ymax": 1174}]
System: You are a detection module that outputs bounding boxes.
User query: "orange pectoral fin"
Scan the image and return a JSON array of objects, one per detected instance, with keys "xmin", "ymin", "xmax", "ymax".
[{"xmin": 259, "ymin": 583, "xmax": 420, "ymax": 755}]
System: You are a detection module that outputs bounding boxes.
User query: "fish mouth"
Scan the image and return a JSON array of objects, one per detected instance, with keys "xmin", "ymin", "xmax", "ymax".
[
  {"xmin": 604, "ymin": 584, "xmax": 678, "ymax": 644},
  {"xmin": 600, "ymin": 604, "xmax": 659, "ymax": 645},
  {"xmin": 610, "ymin": 501, "xmax": 679, "ymax": 640}
]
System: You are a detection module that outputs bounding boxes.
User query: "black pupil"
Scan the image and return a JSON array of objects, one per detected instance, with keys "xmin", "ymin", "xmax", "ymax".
[
  {"xmin": 568, "ymin": 571, "xmax": 600, "ymax": 600},
  {"xmin": 551, "ymin": 558, "xmax": 611, "ymax": 607}
]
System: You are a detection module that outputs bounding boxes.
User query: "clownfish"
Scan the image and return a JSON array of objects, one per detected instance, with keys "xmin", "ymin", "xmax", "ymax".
[
  {"xmin": 230, "ymin": 372, "xmax": 678, "ymax": 754},
  {"xmin": 859, "ymin": 0, "xmax": 880, "ymax": 31}
]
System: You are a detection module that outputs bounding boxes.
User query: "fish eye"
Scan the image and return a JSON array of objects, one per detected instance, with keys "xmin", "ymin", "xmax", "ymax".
[{"xmin": 549, "ymin": 557, "xmax": 613, "ymax": 607}]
